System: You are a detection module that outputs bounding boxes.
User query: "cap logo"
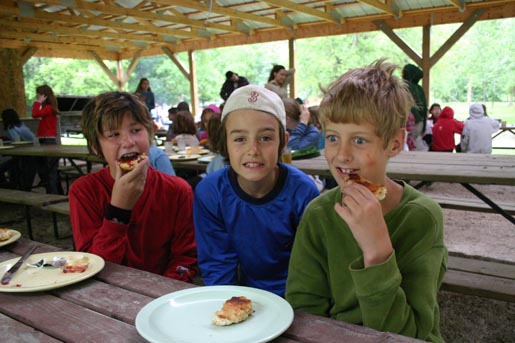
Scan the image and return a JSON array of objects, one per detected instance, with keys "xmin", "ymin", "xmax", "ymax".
[{"xmin": 248, "ymin": 91, "xmax": 259, "ymax": 103}]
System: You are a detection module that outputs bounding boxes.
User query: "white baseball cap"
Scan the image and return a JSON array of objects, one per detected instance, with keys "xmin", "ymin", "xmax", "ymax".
[{"xmin": 222, "ymin": 84, "xmax": 286, "ymax": 128}]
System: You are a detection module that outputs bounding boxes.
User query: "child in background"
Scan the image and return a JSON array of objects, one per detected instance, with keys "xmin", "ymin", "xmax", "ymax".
[
  {"xmin": 32, "ymin": 84, "xmax": 62, "ymax": 194},
  {"xmin": 308, "ymin": 105, "xmax": 325, "ymax": 150},
  {"xmin": 197, "ymin": 106, "xmax": 217, "ymax": 146},
  {"xmin": 193, "ymin": 85, "xmax": 319, "ymax": 297},
  {"xmin": 285, "ymin": 60, "xmax": 447, "ymax": 343},
  {"xmin": 172, "ymin": 111, "xmax": 200, "ymax": 147},
  {"xmin": 432, "ymin": 106, "xmax": 464, "ymax": 152},
  {"xmin": 205, "ymin": 113, "xmax": 227, "ymax": 174},
  {"xmin": 134, "ymin": 78, "xmax": 155, "ymax": 112},
  {"xmin": 69, "ymin": 91, "xmax": 197, "ymax": 282},
  {"xmin": 283, "ymin": 98, "xmax": 320, "ymax": 150},
  {"xmin": 423, "ymin": 103, "xmax": 441, "ymax": 150},
  {"xmin": 461, "ymin": 103, "xmax": 500, "ymax": 154}
]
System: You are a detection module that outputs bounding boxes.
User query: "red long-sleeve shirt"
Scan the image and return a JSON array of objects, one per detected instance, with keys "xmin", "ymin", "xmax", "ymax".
[
  {"xmin": 32, "ymin": 102, "xmax": 58, "ymax": 137},
  {"xmin": 69, "ymin": 167, "xmax": 197, "ymax": 282}
]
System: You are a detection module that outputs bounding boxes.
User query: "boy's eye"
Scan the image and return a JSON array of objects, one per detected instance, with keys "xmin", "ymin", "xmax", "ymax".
[
  {"xmin": 260, "ymin": 135, "xmax": 273, "ymax": 142},
  {"xmin": 326, "ymin": 134, "xmax": 338, "ymax": 142},
  {"xmin": 105, "ymin": 132, "xmax": 119, "ymax": 138},
  {"xmin": 131, "ymin": 128, "xmax": 142, "ymax": 134},
  {"xmin": 354, "ymin": 137, "xmax": 367, "ymax": 144},
  {"xmin": 233, "ymin": 137, "xmax": 246, "ymax": 143}
]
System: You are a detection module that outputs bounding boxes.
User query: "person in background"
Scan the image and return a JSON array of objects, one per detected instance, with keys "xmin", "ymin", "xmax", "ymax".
[
  {"xmin": 177, "ymin": 101, "xmax": 190, "ymax": 112},
  {"xmin": 166, "ymin": 107, "xmax": 178, "ymax": 141},
  {"xmin": 1, "ymin": 108, "xmax": 36, "ymax": 189},
  {"xmin": 172, "ymin": 111, "xmax": 200, "ymax": 147},
  {"xmin": 405, "ymin": 112, "xmax": 416, "ymax": 151},
  {"xmin": 220, "ymin": 71, "xmax": 249, "ymax": 101},
  {"xmin": 69, "ymin": 91, "xmax": 197, "ymax": 282},
  {"xmin": 265, "ymin": 65, "xmax": 295, "ymax": 99},
  {"xmin": 285, "ymin": 59, "xmax": 447, "ymax": 343},
  {"xmin": 461, "ymin": 103, "xmax": 500, "ymax": 154},
  {"xmin": 402, "ymin": 64, "xmax": 427, "ymax": 151},
  {"xmin": 423, "ymin": 103, "xmax": 441, "ymax": 151},
  {"xmin": 204, "ymin": 113, "xmax": 227, "ymax": 175},
  {"xmin": 193, "ymin": 85, "xmax": 319, "ymax": 297},
  {"xmin": 308, "ymin": 105, "xmax": 325, "ymax": 150},
  {"xmin": 432, "ymin": 106, "xmax": 464, "ymax": 152},
  {"xmin": 134, "ymin": 78, "xmax": 155, "ymax": 112},
  {"xmin": 32, "ymin": 84, "xmax": 62, "ymax": 194},
  {"xmin": 149, "ymin": 146, "xmax": 176, "ymax": 176},
  {"xmin": 283, "ymin": 98, "xmax": 320, "ymax": 150},
  {"xmin": 197, "ymin": 106, "xmax": 218, "ymax": 146}
]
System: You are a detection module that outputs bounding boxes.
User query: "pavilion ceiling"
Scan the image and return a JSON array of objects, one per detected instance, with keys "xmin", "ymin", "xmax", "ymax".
[{"xmin": 0, "ymin": 0, "xmax": 513, "ymax": 60}]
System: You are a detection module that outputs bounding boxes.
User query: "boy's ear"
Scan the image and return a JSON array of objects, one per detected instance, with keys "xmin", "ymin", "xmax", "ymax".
[
  {"xmin": 387, "ymin": 128, "xmax": 405, "ymax": 157},
  {"xmin": 284, "ymin": 130, "xmax": 290, "ymax": 148}
]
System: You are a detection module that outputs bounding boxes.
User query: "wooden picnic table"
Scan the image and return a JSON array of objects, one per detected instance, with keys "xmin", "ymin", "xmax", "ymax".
[{"xmin": 0, "ymin": 238, "xmax": 421, "ymax": 343}]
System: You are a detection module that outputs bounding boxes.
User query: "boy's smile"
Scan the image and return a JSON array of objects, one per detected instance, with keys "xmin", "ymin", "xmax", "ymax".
[
  {"xmin": 324, "ymin": 121, "xmax": 393, "ymax": 188},
  {"xmin": 99, "ymin": 113, "xmax": 150, "ymax": 177},
  {"xmin": 225, "ymin": 109, "xmax": 282, "ymax": 197}
]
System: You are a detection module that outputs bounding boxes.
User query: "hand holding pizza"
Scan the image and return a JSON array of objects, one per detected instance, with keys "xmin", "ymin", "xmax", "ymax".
[
  {"xmin": 111, "ymin": 154, "xmax": 149, "ymax": 210},
  {"xmin": 334, "ymin": 174, "xmax": 393, "ymax": 267}
]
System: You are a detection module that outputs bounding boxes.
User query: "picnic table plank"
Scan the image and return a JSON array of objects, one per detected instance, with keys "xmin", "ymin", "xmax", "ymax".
[
  {"xmin": 0, "ymin": 293, "xmax": 145, "ymax": 342},
  {"xmin": 0, "ymin": 312, "xmax": 62, "ymax": 343},
  {"xmin": 448, "ymin": 256, "xmax": 515, "ymax": 280}
]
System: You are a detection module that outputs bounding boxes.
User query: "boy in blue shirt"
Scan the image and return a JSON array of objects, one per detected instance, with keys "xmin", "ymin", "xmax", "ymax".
[{"xmin": 193, "ymin": 85, "xmax": 319, "ymax": 297}]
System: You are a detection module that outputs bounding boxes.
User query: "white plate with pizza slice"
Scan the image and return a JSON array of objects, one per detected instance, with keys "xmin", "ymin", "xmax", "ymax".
[
  {"xmin": 169, "ymin": 154, "xmax": 201, "ymax": 161},
  {"xmin": 0, "ymin": 229, "xmax": 21, "ymax": 247},
  {"xmin": 136, "ymin": 285, "xmax": 294, "ymax": 343}
]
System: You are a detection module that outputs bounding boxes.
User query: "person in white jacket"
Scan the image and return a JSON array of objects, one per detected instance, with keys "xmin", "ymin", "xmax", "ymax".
[{"xmin": 461, "ymin": 103, "xmax": 500, "ymax": 154}]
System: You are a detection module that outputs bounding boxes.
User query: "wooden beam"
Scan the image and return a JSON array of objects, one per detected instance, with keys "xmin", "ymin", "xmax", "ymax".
[
  {"xmin": 89, "ymin": 50, "xmax": 120, "ymax": 89},
  {"xmin": 19, "ymin": 47, "xmax": 37, "ymax": 65},
  {"xmin": 430, "ymin": 9, "xmax": 486, "ymax": 66},
  {"xmin": 189, "ymin": 51, "xmax": 198, "ymax": 118},
  {"xmin": 161, "ymin": 47, "xmax": 189, "ymax": 79},
  {"xmin": 289, "ymin": 39, "xmax": 296, "ymax": 99},
  {"xmin": 373, "ymin": 20, "xmax": 422, "ymax": 66},
  {"xmin": 121, "ymin": 50, "xmax": 143, "ymax": 88},
  {"xmin": 358, "ymin": 0, "xmax": 402, "ymax": 17},
  {"xmin": 262, "ymin": 0, "xmax": 341, "ymax": 24},
  {"xmin": 448, "ymin": 0, "xmax": 466, "ymax": 12},
  {"xmin": 422, "ymin": 25, "xmax": 431, "ymax": 104}
]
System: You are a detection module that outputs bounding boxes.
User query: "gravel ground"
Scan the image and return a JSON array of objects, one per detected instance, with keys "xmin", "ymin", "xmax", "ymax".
[{"xmin": 1, "ymin": 181, "xmax": 514, "ymax": 343}]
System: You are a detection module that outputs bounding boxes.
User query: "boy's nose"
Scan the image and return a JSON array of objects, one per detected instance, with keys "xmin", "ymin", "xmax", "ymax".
[{"xmin": 337, "ymin": 143, "xmax": 352, "ymax": 162}]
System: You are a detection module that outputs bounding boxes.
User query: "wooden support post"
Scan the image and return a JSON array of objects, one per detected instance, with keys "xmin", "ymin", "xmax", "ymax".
[
  {"xmin": 89, "ymin": 50, "xmax": 121, "ymax": 90},
  {"xmin": 373, "ymin": 20, "xmax": 421, "ymax": 66},
  {"xmin": 422, "ymin": 25, "xmax": 431, "ymax": 104},
  {"xmin": 189, "ymin": 51, "xmax": 198, "ymax": 118},
  {"xmin": 289, "ymin": 39, "xmax": 296, "ymax": 98},
  {"xmin": 0, "ymin": 48, "xmax": 27, "ymax": 116}
]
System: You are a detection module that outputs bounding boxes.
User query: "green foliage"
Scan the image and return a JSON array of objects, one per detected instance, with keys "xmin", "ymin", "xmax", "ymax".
[{"xmin": 23, "ymin": 18, "xmax": 514, "ymax": 110}]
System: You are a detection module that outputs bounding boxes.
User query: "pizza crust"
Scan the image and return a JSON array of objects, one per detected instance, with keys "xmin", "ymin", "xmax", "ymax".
[
  {"xmin": 117, "ymin": 153, "xmax": 145, "ymax": 171},
  {"xmin": 0, "ymin": 228, "xmax": 13, "ymax": 241}
]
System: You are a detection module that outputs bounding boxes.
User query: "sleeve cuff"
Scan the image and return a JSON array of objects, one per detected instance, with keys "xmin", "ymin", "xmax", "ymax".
[
  {"xmin": 104, "ymin": 204, "xmax": 132, "ymax": 225},
  {"xmin": 349, "ymin": 251, "xmax": 401, "ymax": 298}
]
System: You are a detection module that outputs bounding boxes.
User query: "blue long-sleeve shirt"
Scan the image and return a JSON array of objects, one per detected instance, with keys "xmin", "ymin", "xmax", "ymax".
[{"xmin": 287, "ymin": 123, "xmax": 320, "ymax": 150}]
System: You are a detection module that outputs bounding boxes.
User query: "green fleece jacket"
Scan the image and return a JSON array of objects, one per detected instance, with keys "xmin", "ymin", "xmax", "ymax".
[{"xmin": 285, "ymin": 182, "xmax": 447, "ymax": 343}]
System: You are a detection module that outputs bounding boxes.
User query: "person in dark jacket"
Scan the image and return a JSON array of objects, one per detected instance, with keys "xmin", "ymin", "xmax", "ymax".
[
  {"xmin": 402, "ymin": 64, "xmax": 428, "ymax": 150},
  {"xmin": 219, "ymin": 71, "xmax": 249, "ymax": 101}
]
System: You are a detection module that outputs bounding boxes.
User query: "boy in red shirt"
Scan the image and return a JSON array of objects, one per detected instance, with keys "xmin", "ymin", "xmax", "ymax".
[
  {"xmin": 431, "ymin": 106, "xmax": 464, "ymax": 152},
  {"xmin": 69, "ymin": 92, "xmax": 197, "ymax": 282}
]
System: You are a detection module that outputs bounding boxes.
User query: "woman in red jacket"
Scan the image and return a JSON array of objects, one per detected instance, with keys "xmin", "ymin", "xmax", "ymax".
[
  {"xmin": 32, "ymin": 84, "xmax": 63, "ymax": 194},
  {"xmin": 431, "ymin": 106, "xmax": 464, "ymax": 152}
]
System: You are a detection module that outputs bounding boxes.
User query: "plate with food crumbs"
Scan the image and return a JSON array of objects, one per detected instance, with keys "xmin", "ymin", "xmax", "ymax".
[
  {"xmin": 0, "ymin": 252, "xmax": 104, "ymax": 292},
  {"xmin": 177, "ymin": 147, "xmax": 210, "ymax": 155},
  {"xmin": 136, "ymin": 285, "xmax": 293, "ymax": 343},
  {"xmin": 0, "ymin": 229, "xmax": 21, "ymax": 247},
  {"xmin": 169, "ymin": 154, "xmax": 201, "ymax": 161}
]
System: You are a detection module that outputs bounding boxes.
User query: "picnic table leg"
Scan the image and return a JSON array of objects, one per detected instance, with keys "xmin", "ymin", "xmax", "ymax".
[
  {"xmin": 460, "ymin": 183, "xmax": 515, "ymax": 226},
  {"xmin": 24, "ymin": 205, "xmax": 33, "ymax": 240}
]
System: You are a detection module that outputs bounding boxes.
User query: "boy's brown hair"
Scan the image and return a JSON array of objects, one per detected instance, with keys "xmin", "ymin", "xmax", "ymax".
[
  {"xmin": 282, "ymin": 98, "xmax": 301, "ymax": 121},
  {"xmin": 319, "ymin": 59, "xmax": 413, "ymax": 148},
  {"xmin": 81, "ymin": 91, "xmax": 154, "ymax": 158}
]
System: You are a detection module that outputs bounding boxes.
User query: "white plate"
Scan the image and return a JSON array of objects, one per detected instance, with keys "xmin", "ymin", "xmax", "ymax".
[
  {"xmin": 0, "ymin": 230, "xmax": 21, "ymax": 247},
  {"xmin": 169, "ymin": 154, "xmax": 201, "ymax": 161},
  {"xmin": 0, "ymin": 146, "xmax": 14, "ymax": 150},
  {"xmin": 0, "ymin": 251, "xmax": 104, "ymax": 292},
  {"xmin": 135, "ymin": 285, "xmax": 294, "ymax": 343},
  {"xmin": 177, "ymin": 148, "xmax": 210, "ymax": 155},
  {"xmin": 198, "ymin": 155, "xmax": 215, "ymax": 163}
]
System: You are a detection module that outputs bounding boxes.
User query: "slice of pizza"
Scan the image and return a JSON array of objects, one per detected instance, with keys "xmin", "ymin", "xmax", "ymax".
[
  {"xmin": 0, "ymin": 228, "xmax": 13, "ymax": 241},
  {"xmin": 212, "ymin": 296, "xmax": 254, "ymax": 326},
  {"xmin": 117, "ymin": 152, "xmax": 145, "ymax": 171},
  {"xmin": 343, "ymin": 174, "xmax": 387, "ymax": 200}
]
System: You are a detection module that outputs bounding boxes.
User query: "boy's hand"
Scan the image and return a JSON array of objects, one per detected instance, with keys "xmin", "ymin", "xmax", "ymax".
[
  {"xmin": 299, "ymin": 105, "xmax": 310, "ymax": 125},
  {"xmin": 111, "ymin": 155, "xmax": 149, "ymax": 210},
  {"xmin": 334, "ymin": 182, "xmax": 393, "ymax": 267}
]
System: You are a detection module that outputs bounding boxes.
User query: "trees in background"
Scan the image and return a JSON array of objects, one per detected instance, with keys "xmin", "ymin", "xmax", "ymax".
[{"xmin": 23, "ymin": 19, "xmax": 514, "ymax": 109}]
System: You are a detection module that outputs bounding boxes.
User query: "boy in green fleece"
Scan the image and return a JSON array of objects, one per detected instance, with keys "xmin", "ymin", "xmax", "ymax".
[{"xmin": 285, "ymin": 59, "xmax": 447, "ymax": 343}]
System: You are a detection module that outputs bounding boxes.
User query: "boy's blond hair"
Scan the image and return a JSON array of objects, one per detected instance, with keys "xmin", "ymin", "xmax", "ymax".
[
  {"xmin": 81, "ymin": 91, "xmax": 154, "ymax": 158},
  {"xmin": 319, "ymin": 59, "xmax": 413, "ymax": 148}
]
